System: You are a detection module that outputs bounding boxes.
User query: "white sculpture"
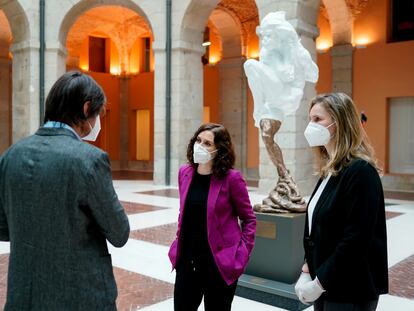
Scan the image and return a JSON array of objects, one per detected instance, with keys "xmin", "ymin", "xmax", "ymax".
[{"xmin": 244, "ymin": 11, "xmax": 319, "ymax": 213}]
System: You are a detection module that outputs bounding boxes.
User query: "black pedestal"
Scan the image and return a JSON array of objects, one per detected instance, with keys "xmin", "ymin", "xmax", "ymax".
[
  {"xmin": 236, "ymin": 274, "xmax": 309, "ymax": 311},
  {"xmin": 237, "ymin": 212, "xmax": 309, "ymax": 310}
]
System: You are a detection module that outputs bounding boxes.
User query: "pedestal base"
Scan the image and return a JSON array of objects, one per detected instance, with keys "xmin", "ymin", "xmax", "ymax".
[
  {"xmin": 236, "ymin": 274, "xmax": 309, "ymax": 311},
  {"xmin": 245, "ymin": 212, "xmax": 306, "ymax": 284}
]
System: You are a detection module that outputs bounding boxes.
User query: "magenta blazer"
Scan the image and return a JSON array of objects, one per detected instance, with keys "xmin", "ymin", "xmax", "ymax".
[{"xmin": 168, "ymin": 164, "xmax": 256, "ymax": 285}]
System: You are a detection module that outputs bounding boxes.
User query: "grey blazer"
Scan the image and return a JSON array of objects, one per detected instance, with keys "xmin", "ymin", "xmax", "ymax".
[{"xmin": 0, "ymin": 127, "xmax": 130, "ymax": 310}]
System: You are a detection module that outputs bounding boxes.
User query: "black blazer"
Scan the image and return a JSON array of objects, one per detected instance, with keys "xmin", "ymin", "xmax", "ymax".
[{"xmin": 304, "ymin": 159, "xmax": 388, "ymax": 303}]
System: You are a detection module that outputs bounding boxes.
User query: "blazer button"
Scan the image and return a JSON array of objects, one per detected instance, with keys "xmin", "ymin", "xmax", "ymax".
[{"xmin": 308, "ymin": 241, "xmax": 314, "ymax": 247}]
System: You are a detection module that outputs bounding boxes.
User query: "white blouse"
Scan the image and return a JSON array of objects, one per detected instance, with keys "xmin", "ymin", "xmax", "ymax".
[{"xmin": 308, "ymin": 173, "xmax": 332, "ymax": 235}]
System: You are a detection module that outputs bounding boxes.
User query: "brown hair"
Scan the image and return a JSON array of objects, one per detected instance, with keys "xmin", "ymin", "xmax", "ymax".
[
  {"xmin": 186, "ymin": 123, "xmax": 235, "ymax": 178},
  {"xmin": 309, "ymin": 93, "xmax": 380, "ymax": 177}
]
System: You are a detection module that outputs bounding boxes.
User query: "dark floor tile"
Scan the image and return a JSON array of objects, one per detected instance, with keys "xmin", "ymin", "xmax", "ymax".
[
  {"xmin": 120, "ymin": 201, "xmax": 166, "ymax": 215},
  {"xmin": 114, "ymin": 267, "xmax": 173, "ymax": 310},
  {"xmin": 0, "ymin": 255, "xmax": 174, "ymax": 310},
  {"xmin": 130, "ymin": 223, "xmax": 177, "ymax": 246},
  {"xmin": 136, "ymin": 189, "xmax": 179, "ymax": 199},
  {"xmin": 389, "ymin": 254, "xmax": 414, "ymax": 299},
  {"xmin": 384, "ymin": 191, "xmax": 414, "ymax": 201},
  {"xmin": 112, "ymin": 170, "xmax": 153, "ymax": 180},
  {"xmin": 246, "ymin": 179, "xmax": 259, "ymax": 188},
  {"xmin": 385, "ymin": 211, "xmax": 403, "ymax": 220}
]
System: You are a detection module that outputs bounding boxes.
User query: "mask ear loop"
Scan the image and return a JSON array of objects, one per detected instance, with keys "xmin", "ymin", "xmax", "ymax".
[
  {"xmin": 326, "ymin": 122, "xmax": 336, "ymax": 139},
  {"xmin": 326, "ymin": 122, "xmax": 335, "ymax": 129}
]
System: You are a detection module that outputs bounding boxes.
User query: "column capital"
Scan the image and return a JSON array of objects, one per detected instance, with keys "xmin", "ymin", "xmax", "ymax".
[
  {"xmin": 330, "ymin": 43, "xmax": 354, "ymax": 56},
  {"xmin": 10, "ymin": 40, "xmax": 67, "ymax": 56},
  {"xmin": 216, "ymin": 56, "xmax": 246, "ymax": 69},
  {"xmin": 10, "ymin": 40, "xmax": 40, "ymax": 53},
  {"xmin": 153, "ymin": 40, "xmax": 204, "ymax": 55},
  {"xmin": 290, "ymin": 19, "xmax": 319, "ymax": 39},
  {"xmin": 45, "ymin": 41, "xmax": 68, "ymax": 57}
]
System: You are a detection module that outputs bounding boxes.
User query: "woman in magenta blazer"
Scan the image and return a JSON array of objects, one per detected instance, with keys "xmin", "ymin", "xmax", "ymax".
[{"xmin": 168, "ymin": 123, "xmax": 256, "ymax": 311}]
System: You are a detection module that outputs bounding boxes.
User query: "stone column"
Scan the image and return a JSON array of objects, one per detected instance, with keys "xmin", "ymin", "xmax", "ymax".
[
  {"xmin": 153, "ymin": 41, "xmax": 204, "ymax": 185},
  {"xmin": 331, "ymin": 44, "xmax": 353, "ymax": 97},
  {"xmin": 217, "ymin": 56, "xmax": 246, "ymax": 171},
  {"xmin": 10, "ymin": 40, "xmax": 40, "ymax": 142},
  {"xmin": 44, "ymin": 42, "xmax": 67, "ymax": 95},
  {"xmin": 0, "ymin": 56, "xmax": 12, "ymax": 153}
]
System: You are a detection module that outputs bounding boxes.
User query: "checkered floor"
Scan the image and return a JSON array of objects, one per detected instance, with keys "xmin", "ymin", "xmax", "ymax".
[{"xmin": 1, "ymin": 179, "xmax": 414, "ymax": 310}]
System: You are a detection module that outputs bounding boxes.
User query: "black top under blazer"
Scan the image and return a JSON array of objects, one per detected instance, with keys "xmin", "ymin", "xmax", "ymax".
[{"xmin": 304, "ymin": 159, "xmax": 388, "ymax": 303}]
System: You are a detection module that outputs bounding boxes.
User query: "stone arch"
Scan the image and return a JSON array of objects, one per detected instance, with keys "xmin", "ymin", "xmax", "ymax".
[
  {"xmin": 59, "ymin": 0, "xmax": 153, "ymax": 48},
  {"xmin": 0, "ymin": 9, "xmax": 12, "ymax": 57},
  {"xmin": 0, "ymin": 0, "xmax": 29, "ymax": 43},
  {"xmin": 180, "ymin": 0, "xmax": 220, "ymax": 47},
  {"xmin": 65, "ymin": 5, "xmax": 152, "ymax": 73},
  {"xmin": 209, "ymin": 8, "xmax": 242, "ymax": 59},
  {"xmin": 322, "ymin": 0, "xmax": 352, "ymax": 44}
]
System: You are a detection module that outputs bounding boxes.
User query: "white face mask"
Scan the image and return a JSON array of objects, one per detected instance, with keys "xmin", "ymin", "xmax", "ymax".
[
  {"xmin": 82, "ymin": 117, "xmax": 101, "ymax": 142},
  {"xmin": 304, "ymin": 122, "xmax": 334, "ymax": 147},
  {"xmin": 193, "ymin": 143, "xmax": 217, "ymax": 164}
]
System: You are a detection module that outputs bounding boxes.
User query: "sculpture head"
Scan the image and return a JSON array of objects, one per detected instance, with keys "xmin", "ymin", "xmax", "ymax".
[{"xmin": 256, "ymin": 11, "xmax": 298, "ymax": 51}]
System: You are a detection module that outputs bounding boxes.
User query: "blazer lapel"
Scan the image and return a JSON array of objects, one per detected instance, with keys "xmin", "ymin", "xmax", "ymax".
[
  {"xmin": 207, "ymin": 174, "xmax": 223, "ymax": 218},
  {"xmin": 310, "ymin": 176, "xmax": 336, "ymax": 236},
  {"xmin": 179, "ymin": 167, "xmax": 194, "ymax": 213}
]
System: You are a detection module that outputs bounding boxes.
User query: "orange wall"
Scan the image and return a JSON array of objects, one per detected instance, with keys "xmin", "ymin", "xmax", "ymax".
[
  {"xmin": 128, "ymin": 72, "xmax": 154, "ymax": 161},
  {"xmin": 203, "ymin": 65, "xmax": 219, "ymax": 123},
  {"xmin": 354, "ymin": 42, "xmax": 414, "ymax": 171},
  {"xmin": 316, "ymin": 14, "xmax": 333, "ymax": 94},
  {"xmin": 316, "ymin": 51, "xmax": 332, "ymax": 94},
  {"xmin": 353, "ymin": 0, "xmax": 414, "ymax": 172},
  {"xmin": 89, "ymin": 72, "xmax": 120, "ymax": 160},
  {"xmin": 353, "ymin": 0, "xmax": 386, "ymax": 45},
  {"xmin": 316, "ymin": 14, "xmax": 333, "ymax": 50}
]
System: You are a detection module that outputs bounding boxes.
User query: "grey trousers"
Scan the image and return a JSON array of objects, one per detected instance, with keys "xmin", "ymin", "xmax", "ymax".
[{"xmin": 313, "ymin": 299, "xmax": 379, "ymax": 311}]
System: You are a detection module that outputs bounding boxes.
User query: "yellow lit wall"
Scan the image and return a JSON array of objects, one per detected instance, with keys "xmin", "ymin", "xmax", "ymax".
[
  {"xmin": 136, "ymin": 109, "xmax": 150, "ymax": 160},
  {"xmin": 203, "ymin": 65, "xmax": 219, "ymax": 123},
  {"xmin": 209, "ymin": 26, "xmax": 222, "ymax": 65},
  {"xmin": 109, "ymin": 40, "xmax": 120, "ymax": 75},
  {"xmin": 316, "ymin": 15, "xmax": 333, "ymax": 51},
  {"xmin": 130, "ymin": 38, "xmax": 141, "ymax": 74},
  {"xmin": 149, "ymin": 37, "xmax": 155, "ymax": 72},
  {"xmin": 247, "ymin": 33, "xmax": 259, "ymax": 59},
  {"xmin": 353, "ymin": 0, "xmax": 384, "ymax": 46},
  {"xmin": 203, "ymin": 106, "xmax": 210, "ymax": 123},
  {"xmin": 79, "ymin": 37, "xmax": 89, "ymax": 71}
]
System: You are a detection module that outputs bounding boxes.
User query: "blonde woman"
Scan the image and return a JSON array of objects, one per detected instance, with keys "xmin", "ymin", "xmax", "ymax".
[{"xmin": 295, "ymin": 93, "xmax": 388, "ymax": 311}]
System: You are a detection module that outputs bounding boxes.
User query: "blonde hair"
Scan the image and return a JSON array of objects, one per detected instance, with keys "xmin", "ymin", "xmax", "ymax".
[{"xmin": 310, "ymin": 93, "xmax": 380, "ymax": 178}]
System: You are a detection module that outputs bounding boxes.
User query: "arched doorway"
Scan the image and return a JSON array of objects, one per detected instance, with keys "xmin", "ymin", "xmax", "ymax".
[
  {"xmin": 202, "ymin": 0, "xmax": 260, "ymax": 178},
  {"xmin": 64, "ymin": 5, "xmax": 154, "ymax": 175},
  {"xmin": 0, "ymin": 0, "xmax": 30, "ymax": 149},
  {"xmin": 0, "ymin": 9, "xmax": 12, "ymax": 153}
]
